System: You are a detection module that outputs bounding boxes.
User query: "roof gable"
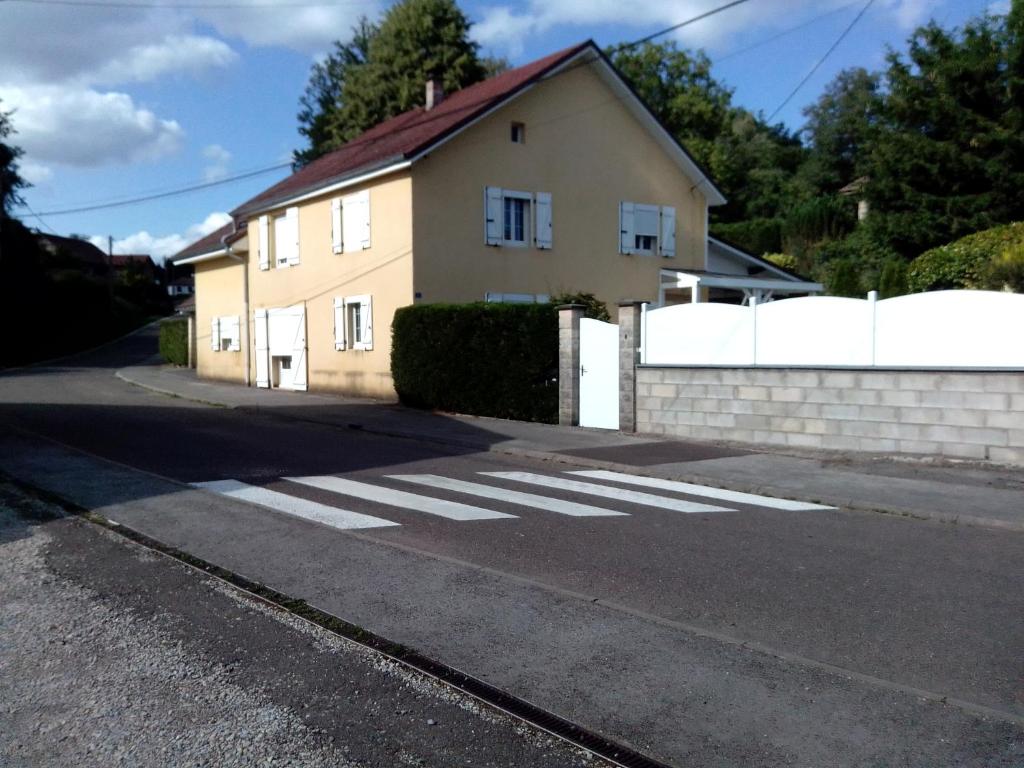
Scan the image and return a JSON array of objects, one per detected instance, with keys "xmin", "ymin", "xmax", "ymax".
[{"xmin": 231, "ymin": 40, "xmax": 725, "ymax": 217}]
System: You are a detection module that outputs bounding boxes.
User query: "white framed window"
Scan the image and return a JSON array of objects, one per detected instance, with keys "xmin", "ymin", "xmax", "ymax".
[
  {"xmin": 619, "ymin": 202, "xmax": 676, "ymax": 258},
  {"xmin": 211, "ymin": 315, "xmax": 240, "ymax": 352},
  {"xmin": 332, "ymin": 190, "xmax": 371, "ymax": 254},
  {"xmin": 271, "ymin": 206, "xmax": 300, "ymax": 268},
  {"xmin": 484, "ymin": 187, "xmax": 551, "ymax": 249},
  {"xmin": 484, "ymin": 292, "xmax": 551, "ymax": 304},
  {"xmin": 333, "ymin": 294, "xmax": 373, "ymax": 351}
]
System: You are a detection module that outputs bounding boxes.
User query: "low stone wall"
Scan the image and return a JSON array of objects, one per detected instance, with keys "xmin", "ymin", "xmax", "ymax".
[{"xmin": 636, "ymin": 367, "xmax": 1024, "ymax": 464}]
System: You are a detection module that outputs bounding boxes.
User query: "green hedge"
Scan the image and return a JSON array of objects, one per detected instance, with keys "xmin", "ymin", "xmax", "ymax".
[
  {"xmin": 159, "ymin": 317, "xmax": 189, "ymax": 366},
  {"xmin": 391, "ymin": 303, "xmax": 558, "ymax": 423},
  {"xmin": 908, "ymin": 221, "xmax": 1024, "ymax": 292},
  {"xmin": 711, "ymin": 218, "xmax": 783, "ymax": 256}
]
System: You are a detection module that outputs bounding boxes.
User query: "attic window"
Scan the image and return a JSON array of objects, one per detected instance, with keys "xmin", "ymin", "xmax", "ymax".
[{"xmin": 510, "ymin": 122, "xmax": 525, "ymax": 144}]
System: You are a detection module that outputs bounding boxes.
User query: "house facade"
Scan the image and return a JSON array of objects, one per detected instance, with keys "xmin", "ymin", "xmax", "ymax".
[{"xmin": 174, "ymin": 40, "xmax": 742, "ymax": 399}]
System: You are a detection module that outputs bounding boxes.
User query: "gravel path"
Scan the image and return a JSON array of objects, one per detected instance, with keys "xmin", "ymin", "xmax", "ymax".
[
  {"xmin": 0, "ymin": 493, "xmax": 351, "ymax": 768},
  {"xmin": 0, "ymin": 486, "xmax": 603, "ymax": 768}
]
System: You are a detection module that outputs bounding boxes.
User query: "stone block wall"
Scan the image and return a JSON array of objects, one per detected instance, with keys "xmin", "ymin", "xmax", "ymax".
[{"xmin": 635, "ymin": 367, "xmax": 1024, "ymax": 464}]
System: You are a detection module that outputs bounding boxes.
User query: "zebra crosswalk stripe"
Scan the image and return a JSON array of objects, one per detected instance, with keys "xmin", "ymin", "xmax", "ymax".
[
  {"xmin": 478, "ymin": 472, "xmax": 733, "ymax": 513},
  {"xmin": 388, "ymin": 474, "xmax": 628, "ymax": 517},
  {"xmin": 193, "ymin": 479, "xmax": 399, "ymax": 530},
  {"xmin": 567, "ymin": 470, "xmax": 836, "ymax": 511},
  {"xmin": 284, "ymin": 475, "xmax": 516, "ymax": 521}
]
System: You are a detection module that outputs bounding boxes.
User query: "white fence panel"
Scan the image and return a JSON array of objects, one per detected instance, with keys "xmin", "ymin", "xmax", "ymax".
[
  {"xmin": 874, "ymin": 290, "xmax": 1024, "ymax": 368},
  {"xmin": 644, "ymin": 303, "xmax": 754, "ymax": 366},
  {"xmin": 642, "ymin": 290, "xmax": 1024, "ymax": 369},
  {"xmin": 755, "ymin": 296, "xmax": 874, "ymax": 367}
]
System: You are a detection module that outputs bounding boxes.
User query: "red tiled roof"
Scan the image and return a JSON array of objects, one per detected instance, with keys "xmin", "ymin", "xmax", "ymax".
[
  {"xmin": 232, "ymin": 41, "xmax": 594, "ymax": 217},
  {"xmin": 172, "ymin": 222, "xmax": 244, "ymax": 262}
]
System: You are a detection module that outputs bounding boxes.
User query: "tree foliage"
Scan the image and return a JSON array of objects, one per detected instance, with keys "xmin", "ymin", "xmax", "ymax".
[
  {"xmin": 1, "ymin": 102, "xmax": 26, "ymax": 219},
  {"xmin": 294, "ymin": 0, "xmax": 488, "ymax": 166}
]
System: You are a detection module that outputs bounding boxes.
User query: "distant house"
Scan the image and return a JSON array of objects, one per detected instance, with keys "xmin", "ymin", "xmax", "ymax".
[
  {"xmin": 37, "ymin": 234, "xmax": 110, "ymax": 277},
  {"xmin": 167, "ymin": 276, "xmax": 195, "ymax": 297}
]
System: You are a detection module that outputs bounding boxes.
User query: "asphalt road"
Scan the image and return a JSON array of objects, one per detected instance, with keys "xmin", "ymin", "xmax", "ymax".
[{"xmin": 1, "ymin": 326, "xmax": 1021, "ymax": 767}]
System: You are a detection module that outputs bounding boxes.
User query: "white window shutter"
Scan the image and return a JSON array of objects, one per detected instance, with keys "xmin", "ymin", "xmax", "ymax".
[
  {"xmin": 333, "ymin": 297, "xmax": 347, "ymax": 350},
  {"xmin": 254, "ymin": 309, "xmax": 270, "ymax": 387},
  {"xmin": 619, "ymin": 202, "xmax": 635, "ymax": 254},
  {"xmin": 331, "ymin": 198, "xmax": 343, "ymax": 253},
  {"xmin": 210, "ymin": 317, "xmax": 220, "ymax": 351},
  {"xmin": 286, "ymin": 206, "xmax": 300, "ymax": 265},
  {"xmin": 359, "ymin": 190, "xmax": 371, "ymax": 249},
  {"xmin": 291, "ymin": 305, "xmax": 308, "ymax": 391},
  {"xmin": 361, "ymin": 296, "xmax": 373, "ymax": 350},
  {"xmin": 484, "ymin": 186, "xmax": 502, "ymax": 245},
  {"xmin": 229, "ymin": 316, "xmax": 241, "ymax": 351},
  {"xmin": 659, "ymin": 206, "xmax": 676, "ymax": 258},
  {"xmin": 534, "ymin": 192, "xmax": 552, "ymax": 250},
  {"xmin": 258, "ymin": 215, "xmax": 270, "ymax": 270}
]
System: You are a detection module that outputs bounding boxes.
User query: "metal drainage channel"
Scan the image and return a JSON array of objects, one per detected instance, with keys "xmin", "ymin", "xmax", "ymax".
[{"xmin": 17, "ymin": 479, "xmax": 673, "ymax": 768}]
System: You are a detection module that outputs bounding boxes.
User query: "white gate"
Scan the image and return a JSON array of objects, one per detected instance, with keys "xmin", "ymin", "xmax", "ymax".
[{"xmin": 579, "ymin": 318, "xmax": 619, "ymax": 430}]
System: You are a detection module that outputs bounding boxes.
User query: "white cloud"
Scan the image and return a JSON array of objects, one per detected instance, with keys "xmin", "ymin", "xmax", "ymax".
[
  {"xmin": 0, "ymin": 84, "xmax": 183, "ymax": 167},
  {"xmin": 90, "ymin": 35, "xmax": 237, "ymax": 86},
  {"xmin": 19, "ymin": 160, "xmax": 53, "ymax": 186},
  {"xmin": 473, "ymin": 0, "xmax": 933, "ymax": 57},
  {"xmin": 202, "ymin": 144, "xmax": 232, "ymax": 182},
  {"xmin": 89, "ymin": 211, "xmax": 232, "ymax": 261},
  {"xmin": 197, "ymin": 2, "xmax": 381, "ymax": 52},
  {"xmin": 987, "ymin": 0, "xmax": 1011, "ymax": 14}
]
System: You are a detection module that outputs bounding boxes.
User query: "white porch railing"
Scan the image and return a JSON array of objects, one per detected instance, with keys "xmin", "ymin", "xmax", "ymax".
[{"xmin": 641, "ymin": 290, "xmax": 1024, "ymax": 369}]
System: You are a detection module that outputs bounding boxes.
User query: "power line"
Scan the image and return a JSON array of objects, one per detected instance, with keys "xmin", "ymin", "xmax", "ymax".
[
  {"xmin": 611, "ymin": 0, "xmax": 754, "ymax": 53},
  {"xmin": 16, "ymin": 0, "xmax": 754, "ymax": 219},
  {"xmin": 21, "ymin": 201, "xmax": 58, "ymax": 234},
  {"xmin": 717, "ymin": 1, "xmax": 861, "ymax": 63},
  {"xmin": 4, "ymin": 0, "xmax": 374, "ymax": 8},
  {"xmin": 766, "ymin": 0, "xmax": 875, "ymax": 122},
  {"xmin": 27, "ymin": 162, "xmax": 290, "ymax": 217}
]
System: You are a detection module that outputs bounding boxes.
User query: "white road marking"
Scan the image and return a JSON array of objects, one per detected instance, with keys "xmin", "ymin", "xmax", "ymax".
[
  {"xmin": 478, "ymin": 472, "xmax": 732, "ymax": 513},
  {"xmin": 388, "ymin": 474, "xmax": 628, "ymax": 517},
  {"xmin": 193, "ymin": 479, "xmax": 399, "ymax": 530},
  {"xmin": 285, "ymin": 476, "xmax": 515, "ymax": 521},
  {"xmin": 567, "ymin": 471, "xmax": 837, "ymax": 511}
]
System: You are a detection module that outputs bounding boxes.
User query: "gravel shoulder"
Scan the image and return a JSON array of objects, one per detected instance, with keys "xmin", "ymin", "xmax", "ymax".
[{"xmin": 0, "ymin": 483, "xmax": 606, "ymax": 768}]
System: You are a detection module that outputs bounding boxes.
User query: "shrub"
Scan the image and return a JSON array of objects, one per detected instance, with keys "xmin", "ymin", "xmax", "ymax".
[
  {"xmin": 391, "ymin": 303, "xmax": 558, "ymax": 423},
  {"xmin": 549, "ymin": 291, "xmax": 610, "ymax": 322},
  {"xmin": 762, "ymin": 252, "xmax": 799, "ymax": 273},
  {"xmin": 877, "ymin": 259, "xmax": 909, "ymax": 298},
  {"xmin": 711, "ymin": 218, "xmax": 783, "ymax": 256},
  {"xmin": 826, "ymin": 259, "xmax": 862, "ymax": 297},
  {"xmin": 159, "ymin": 318, "xmax": 189, "ymax": 366},
  {"xmin": 907, "ymin": 221, "xmax": 1024, "ymax": 292},
  {"xmin": 982, "ymin": 243, "xmax": 1024, "ymax": 293}
]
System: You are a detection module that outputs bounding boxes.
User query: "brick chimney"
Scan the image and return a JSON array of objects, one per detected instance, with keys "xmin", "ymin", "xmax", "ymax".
[{"xmin": 425, "ymin": 79, "xmax": 444, "ymax": 111}]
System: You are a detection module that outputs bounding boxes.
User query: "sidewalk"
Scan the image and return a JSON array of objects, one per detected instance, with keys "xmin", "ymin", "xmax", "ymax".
[{"xmin": 117, "ymin": 364, "xmax": 1024, "ymax": 531}]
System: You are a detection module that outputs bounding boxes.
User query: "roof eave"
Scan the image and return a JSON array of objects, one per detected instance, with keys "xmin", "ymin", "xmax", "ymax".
[{"xmin": 232, "ymin": 157, "xmax": 411, "ymax": 218}]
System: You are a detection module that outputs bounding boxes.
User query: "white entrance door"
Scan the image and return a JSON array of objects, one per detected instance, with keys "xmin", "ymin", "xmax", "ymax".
[
  {"xmin": 266, "ymin": 304, "xmax": 307, "ymax": 391},
  {"xmin": 579, "ymin": 318, "xmax": 619, "ymax": 429}
]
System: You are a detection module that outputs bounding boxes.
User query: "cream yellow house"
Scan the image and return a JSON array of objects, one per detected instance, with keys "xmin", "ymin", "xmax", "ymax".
[{"xmin": 173, "ymin": 40, "xmax": 736, "ymax": 399}]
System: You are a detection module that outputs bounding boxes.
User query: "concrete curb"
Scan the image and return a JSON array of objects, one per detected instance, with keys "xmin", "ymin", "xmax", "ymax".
[{"xmin": 114, "ymin": 368, "xmax": 1024, "ymax": 533}]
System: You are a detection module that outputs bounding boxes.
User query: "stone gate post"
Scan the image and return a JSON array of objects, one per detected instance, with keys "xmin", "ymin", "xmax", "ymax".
[
  {"xmin": 618, "ymin": 301, "xmax": 644, "ymax": 433},
  {"xmin": 557, "ymin": 304, "xmax": 585, "ymax": 426}
]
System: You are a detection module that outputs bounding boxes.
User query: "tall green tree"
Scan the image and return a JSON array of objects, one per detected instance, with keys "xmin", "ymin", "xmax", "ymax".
[
  {"xmin": 0, "ymin": 102, "xmax": 26, "ymax": 218},
  {"xmin": 609, "ymin": 41, "xmax": 806, "ymax": 228},
  {"xmin": 294, "ymin": 20, "xmax": 375, "ymax": 168},
  {"xmin": 294, "ymin": 0, "xmax": 487, "ymax": 166},
  {"xmin": 798, "ymin": 67, "xmax": 882, "ymax": 194},
  {"xmin": 865, "ymin": 10, "xmax": 1024, "ymax": 257}
]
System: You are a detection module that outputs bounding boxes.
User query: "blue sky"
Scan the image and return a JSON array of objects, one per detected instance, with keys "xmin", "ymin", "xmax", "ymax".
[{"xmin": 1, "ymin": 0, "xmax": 1006, "ymax": 261}]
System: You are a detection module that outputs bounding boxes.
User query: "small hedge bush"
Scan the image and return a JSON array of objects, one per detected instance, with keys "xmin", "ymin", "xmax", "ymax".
[
  {"xmin": 159, "ymin": 317, "xmax": 189, "ymax": 366},
  {"xmin": 391, "ymin": 303, "xmax": 558, "ymax": 423},
  {"xmin": 908, "ymin": 221, "xmax": 1024, "ymax": 292}
]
